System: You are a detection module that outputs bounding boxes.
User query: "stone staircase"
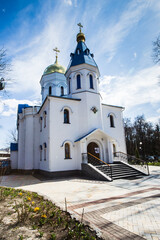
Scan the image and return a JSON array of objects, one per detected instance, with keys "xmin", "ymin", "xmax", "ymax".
[
  {"xmin": 96, "ymin": 162, "xmax": 145, "ymax": 180},
  {"xmin": 83, "ymin": 152, "xmax": 149, "ymax": 181}
]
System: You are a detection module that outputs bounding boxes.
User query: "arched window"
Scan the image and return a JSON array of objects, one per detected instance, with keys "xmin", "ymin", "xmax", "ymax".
[
  {"xmin": 43, "ymin": 143, "xmax": 47, "ymax": 161},
  {"xmin": 77, "ymin": 74, "xmax": 81, "ymax": 89},
  {"xmin": 89, "ymin": 74, "xmax": 94, "ymax": 89},
  {"xmin": 40, "ymin": 145, "xmax": 42, "ymax": 161},
  {"xmin": 68, "ymin": 80, "xmax": 71, "ymax": 94},
  {"xmin": 40, "ymin": 117, "xmax": 42, "ymax": 132},
  {"xmin": 113, "ymin": 144, "xmax": 116, "ymax": 157},
  {"xmin": 110, "ymin": 115, "xmax": 115, "ymax": 127},
  {"xmin": 49, "ymin": 86, "xmax": 52, "ymax": 95},
  {"xmin": 61, "ymin": 86, "xmax": 64, "ymax": 96},
  {"xmin": 65, "ymin": 143, "xmax": 71, "ymax": 159},
  {"xmin": 43, "ymin": 111, "xmax": 47, "ymax": 128},
  {"xmin": 77, "ymin": 49, "xmax": 80, "ymax": 55},
  {"xmin": 64, "ymin": 109, "xmax": 69, "ymax": 123}
]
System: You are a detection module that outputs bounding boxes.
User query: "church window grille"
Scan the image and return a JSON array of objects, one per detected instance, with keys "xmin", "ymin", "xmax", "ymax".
[
  {"xmin": 65, "ymin": 143, "xmax": 71, "ymax": 159},
  {"xmin": 49, "ymin": 86, "xmax": 52, "ymax": 95},
  {"xmin": 61, "ymin": 86, "xmax": 64, "ymax": 96},
  {"xmin": 89, "ymin": 74, "xmax": 94, "ymax": 89},
  {"xmin": 110, "ymin": 115, "xmax": 115, "ymax": 128},
  {"xmin": 64, "ymin": 109, "xmax": 69, "ymax": 124},
  {"xmin": 77, "ymin": 74, "xmax": 81, "ymax": 89}
]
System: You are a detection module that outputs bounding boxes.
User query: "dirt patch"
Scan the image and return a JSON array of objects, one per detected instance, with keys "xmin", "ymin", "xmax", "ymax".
[{"xmin": 0, "ymin": 187, "xmax": 103, "ymax": 240}]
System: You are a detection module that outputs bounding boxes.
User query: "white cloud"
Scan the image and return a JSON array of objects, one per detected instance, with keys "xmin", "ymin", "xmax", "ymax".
[
  {"xmin": 64, "ymin": 0, "xmax": 72, "ymax": 6},
  {"xmin": 5, "ymin": 3, "xmax": 77, "ymax": 97},
  {"xmin": 0, "ymin": 99, "xmax": 38, "ymax": 117},
  {"xmin": 96, "ymin": 0, "xmax": 151, "ymax": 61},
  {"xmin": 134, "ymin": 52, "xmax": 137, "ymax": 58},
  {"xmin": 100, "ymin": 65, "xmax": 160, "ymax": 109}
]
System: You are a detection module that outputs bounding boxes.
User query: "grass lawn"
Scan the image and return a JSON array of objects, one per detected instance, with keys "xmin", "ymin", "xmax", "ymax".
[{"xmin": 0, "ymin": 187, "xmax": 102, "ymax": 240}]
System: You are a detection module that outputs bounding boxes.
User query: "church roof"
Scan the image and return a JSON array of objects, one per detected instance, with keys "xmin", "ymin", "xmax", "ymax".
[
  {"xmin": 75, "ymin": 128, "xmax": 116, "ymax": 142},
  {"xmin": 18, "ymin": 104, "xmax": 30, "ymax": 114},
  {"xmin": 67, "ymin": 40, "xmax": 98, "ymax": 70},
  {"xmin": 43, "ymin": 60, "xmax": 66, "ymax": 75}
]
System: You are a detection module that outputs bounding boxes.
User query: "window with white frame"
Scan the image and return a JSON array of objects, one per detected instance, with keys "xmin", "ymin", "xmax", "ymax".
[
  {"xmin": 113, "ymin": 144, "xmax": 116, "ymax": 157},
  {"xmin": 43, "ymin": 143, "xmax": 47, "ymax": 161},
  {"xmin": 64, "ymin": 109, "xmax": 69, "ymax": 124},
  {"xmin": 40, "ymin": 145, "xmax": 42, "ymax": 161},
  {"xmin": 110, "ymin": 115, "xmax": 115, "ymax": 128},
  {"xmin": 65, "ymin": 143, "xmax": 71, "ymax": 159},
  {"xmin": 77, "ymin": 74, "xmax": 81, "ymax": 89},
  {"xmin": 40, "ymin": 117, "xmax": 42, "ymax": 132},
  {"xmin": 49, "ymin": 86, "xmax": 52, "ymax": 95},
  {"xmin": 43, "ymin": 111, "xmax": 47, "ymax": 128},
  {"xmin": 68, "ymin": 80, "xmax": 71, "ymax": 94},
  {"xmin": 89, "ymin": 74, "xmax": 94, "ymax": 89},
  {"xmin": 61, "ymin": 86, "xmax": 64, "ymax": 96}
]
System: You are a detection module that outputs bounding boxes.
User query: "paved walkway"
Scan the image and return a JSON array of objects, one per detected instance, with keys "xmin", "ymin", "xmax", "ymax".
[{"xmin": 0, "ymin": 166, "xmax": 160, "ymax": 240}]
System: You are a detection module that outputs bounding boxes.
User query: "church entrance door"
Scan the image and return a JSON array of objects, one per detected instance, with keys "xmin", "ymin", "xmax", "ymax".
[{"xmin": 87, "ymin": 142, "xmax": 100, "ymax": 159}]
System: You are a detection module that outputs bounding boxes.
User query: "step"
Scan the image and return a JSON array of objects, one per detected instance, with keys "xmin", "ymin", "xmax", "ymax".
[{"xmin": 112, "ymin": 174, "xmax": 143, "ymax": 180}]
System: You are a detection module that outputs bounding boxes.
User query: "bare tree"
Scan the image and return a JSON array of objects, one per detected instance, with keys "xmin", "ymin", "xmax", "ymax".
[
  {"xmin": 152, "ymin": 34, "xmax": 160, "ymax": 64},
  {"xmin": 0, "ymin": 48, "xmax": 10, "ymax": 91},
  {"xmin": 5, "ymin": 128, "xmax": 17, "ymax": 149}
]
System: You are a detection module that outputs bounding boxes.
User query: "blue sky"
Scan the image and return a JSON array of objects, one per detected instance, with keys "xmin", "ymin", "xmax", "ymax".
[{"xmin": 0, "ymin": 0, "xmax": 160, "ymax": 148}]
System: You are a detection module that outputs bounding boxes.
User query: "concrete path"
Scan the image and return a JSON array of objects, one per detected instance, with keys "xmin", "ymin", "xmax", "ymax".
[{"xmin": 1, "ymin": 166, "xmax": 160, "ymax": 240}]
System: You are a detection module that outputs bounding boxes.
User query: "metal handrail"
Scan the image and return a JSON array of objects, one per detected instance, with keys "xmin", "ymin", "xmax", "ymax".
[
  {"xmin": 83, "ymin": 152, "xmax": 112, "ymax": 179},
  {"xmin": 114, "ymin": 151, "xmax": 146, "ymax": 163},
  {"xmin": 114, "ymin": 151, "xmax": 149, "ymax": 175},
  {"xmin": 88, "ymin": 152, "xmax": 111, "ymax": 167}
]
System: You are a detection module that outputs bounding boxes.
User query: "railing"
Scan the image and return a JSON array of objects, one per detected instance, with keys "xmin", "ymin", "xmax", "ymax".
[
  {"xmin": 114, "ymin": 151, "xmax": 149, "ymax": 175},
  {"xmin": 82, "ymin": 152, "xmax": 112, "ymax": 179}
]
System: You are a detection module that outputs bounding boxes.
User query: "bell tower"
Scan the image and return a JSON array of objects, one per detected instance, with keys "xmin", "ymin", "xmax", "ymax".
[
  {"xmin": 65, "ymin": 24, "xmax": 103, "ymax": 131},
  {"xmin": 65, "ymin": 23, "xmax": 100, "ymax": 98}
]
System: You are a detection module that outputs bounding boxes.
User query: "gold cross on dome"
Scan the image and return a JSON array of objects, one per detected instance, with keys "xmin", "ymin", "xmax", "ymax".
[
  {"xmin": 53, "ymin": 47, "xmax": 60, "ymax": 63},
  {"xmin": 77, "ymin": 22, "xmax": 83, "ymax": 33},
  {"xmin": 53, "ymin": 47, "xmax": 60, "ymax": 56}
]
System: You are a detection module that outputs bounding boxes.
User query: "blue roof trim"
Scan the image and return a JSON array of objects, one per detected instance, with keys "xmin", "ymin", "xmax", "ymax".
[
  {"xmin": 75, "ymin": 128, "xmax": 97, "ymax": 142},
  {"xmin": 68, "ymin": 41, "xmax": 97, "ymax": 69},
  {"xmin": 10, "ymin": 143, "xmax": 18, "ymax": 151},
  {"xmin": 18, "ymin": 104, "xmax": 30, "ymax": 113}
]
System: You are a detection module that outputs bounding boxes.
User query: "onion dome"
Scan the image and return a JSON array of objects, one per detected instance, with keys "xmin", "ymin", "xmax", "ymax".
[
  {"xmin": 76, "ymin": 22, "xmax": 85, "ymax": 42},
  {"xmin": 43, "ymin": 48, "xmax": 66, "ymax": 75},
  {"xmin": 76, "ymin": 32, "xmax": 85, "ymax": 42}
]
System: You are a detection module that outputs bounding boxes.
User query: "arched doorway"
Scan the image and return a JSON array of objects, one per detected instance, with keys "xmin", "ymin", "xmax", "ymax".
[{"xmin": 87, "ymin": 142, "xmax": 100, "ymax": 159}]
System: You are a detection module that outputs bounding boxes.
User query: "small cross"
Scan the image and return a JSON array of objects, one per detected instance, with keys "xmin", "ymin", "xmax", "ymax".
[
  {"xmin": 77, "ymin": 23, "xmax": 83, "ymax": 33},
  {"xmin": 53, "ymin": 47, "xmax": 60, "ymax": 56},
  {"xmin": 53, "ymin": 47, "xmax": 60, "ymax": 63}
]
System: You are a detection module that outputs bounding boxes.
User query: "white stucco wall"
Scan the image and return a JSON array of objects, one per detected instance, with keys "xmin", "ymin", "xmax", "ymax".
[
  {"xmin": 10, "ymin": 151, "xmax": 18, "ymax": 169},
  {"xmin": 102, "ymin": 104, "xmax": 127, "ymax": 154}
]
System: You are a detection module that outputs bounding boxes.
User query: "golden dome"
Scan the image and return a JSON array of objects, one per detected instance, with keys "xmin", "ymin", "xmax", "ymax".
[
  {"xmin": 76, "ymin": 32, "xmax": 85, "ymax": 42},
  {"xmin": 43, "ymin": 57, "xmax": 66, "ymax": 75}
]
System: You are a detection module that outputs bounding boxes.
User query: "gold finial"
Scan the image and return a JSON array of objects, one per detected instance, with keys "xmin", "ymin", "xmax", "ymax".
[
  {"xmin": 77, "ymin": 22, "xmax": 83, "ymax": 33},
  {"xmin": 76, "ymin": 23, "xmax": 85, "ymax": 42},
  {"xmin": 53, "ymin": 47, "xmax": 60, "ymax": 63}
]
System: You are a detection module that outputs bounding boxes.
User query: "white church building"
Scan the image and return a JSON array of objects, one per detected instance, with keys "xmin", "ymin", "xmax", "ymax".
[{"xmin": 11, "ymin": 25, "xmax": 128, "ymax": 180}]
